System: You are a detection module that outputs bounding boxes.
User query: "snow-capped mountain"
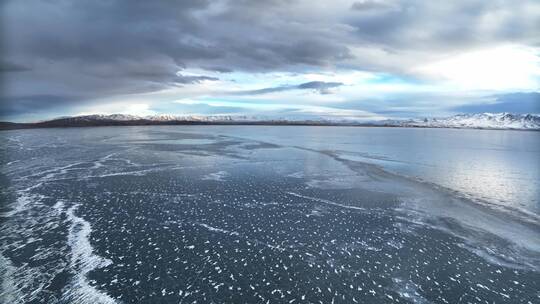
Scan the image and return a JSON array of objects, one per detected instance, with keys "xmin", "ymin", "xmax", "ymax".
[
  {"xmin": 3, "ymin": 113, "xmax": 539, "ymax": 130},
  {"xmin": 63, "ymin": 114, "xmax": 293, "ymax": 123},
  {"xmin": 395, "ymin": 113, "xmax": 540, "ymax": 130},
  {"xmin": 72, "ymin": 114, "xmax": 253, "ymax": 122},
  {"xmin": 81, "ymin": 114, "xmax": 143, "ymax": 121}
]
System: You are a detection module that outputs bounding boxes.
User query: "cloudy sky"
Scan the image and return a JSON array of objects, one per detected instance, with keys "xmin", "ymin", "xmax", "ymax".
[{"xmin": 1, "ymin": 0, "xmax": 539, "ymax": 122}]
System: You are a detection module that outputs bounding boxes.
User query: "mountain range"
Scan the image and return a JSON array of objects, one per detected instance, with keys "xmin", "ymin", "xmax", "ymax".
[{"xmin": 1, "ymin": 113, "xmax": 539, "ymax": 130}]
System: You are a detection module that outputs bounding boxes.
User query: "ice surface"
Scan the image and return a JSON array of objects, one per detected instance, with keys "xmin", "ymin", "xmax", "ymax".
[{"xmin": 0, "ymin": 126, "xmax": 539, "ymax": 303}]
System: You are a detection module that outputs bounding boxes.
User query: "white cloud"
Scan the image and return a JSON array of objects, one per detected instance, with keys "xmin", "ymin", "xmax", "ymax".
[
  {"xmin": 76, "ymin": 103, "xmax": 156, "ymax": 116},
  {"xmin": 415, "ymin": 44, "xmax": 540, "ymax": 91}
]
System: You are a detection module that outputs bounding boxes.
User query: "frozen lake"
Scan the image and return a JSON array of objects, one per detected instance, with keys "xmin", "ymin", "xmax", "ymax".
[{"xmin": 1, "ymin": 126, "xmax": 539, "ymax": 303}]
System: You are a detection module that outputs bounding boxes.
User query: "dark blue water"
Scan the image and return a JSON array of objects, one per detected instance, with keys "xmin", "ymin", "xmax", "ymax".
[{"xmin": 1, "ymin": 126, "xmax": 539, "ymax": 303}]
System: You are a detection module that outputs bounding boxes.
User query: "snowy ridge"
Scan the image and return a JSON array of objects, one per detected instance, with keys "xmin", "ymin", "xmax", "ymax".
[
  {"xmin": 75, "ymin": 112, "xmax": 540, "ymax": 130},
  {"xmin": 394, "ymin": 113, "xmax": 540, "ymax": 130},
  {"xmin": 6, "ymin": 112, "xmax": 540, "ymax": 130},
  {"xmin": 63, "ymin": 114, "xmax": 260, "ymax": 122}
]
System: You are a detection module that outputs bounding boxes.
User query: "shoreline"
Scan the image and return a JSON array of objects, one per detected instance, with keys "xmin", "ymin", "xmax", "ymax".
[{"xmin": 1, "ymin": 121, "xmax": 538, "ymax": 132}]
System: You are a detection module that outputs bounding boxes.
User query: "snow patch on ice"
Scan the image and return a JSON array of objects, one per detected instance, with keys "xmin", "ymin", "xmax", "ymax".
[
  {"xmin": 197, "ymin": 223, "xmax": 239, "ymax": 236},
  {"xmin": 0, "ymin": 254, "xmax": 25, "ymax": 304},
  {"xmin": 0, "ymin": 183, "xmax": 44, "ymax": 218},
  {"xmin": 286, "ymin": 171, "xmax": 305, "ymax": 178},
  {"xmin": 61, "ymin": 205, "xmax": 118, "ymax": 304},
  {"xmin": 392, "ymin": 278, "xmax": 431, "ymax": 304},
  {"xmin": 202, "ymin": 171, "xmax": 229, "ymax": 182},
  {"xmin": 286, "ymin": 192, "xmax": 365, "ymax": 211}
]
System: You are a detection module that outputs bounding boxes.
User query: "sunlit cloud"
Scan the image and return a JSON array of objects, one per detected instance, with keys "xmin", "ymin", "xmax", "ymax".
[
  {"xmin": 76, "ymin": 103, "xmax": 156, "ymax": 117},
  {"xmin": 416, "ymin": 45, "xmax": 540, "ymax": 91}
]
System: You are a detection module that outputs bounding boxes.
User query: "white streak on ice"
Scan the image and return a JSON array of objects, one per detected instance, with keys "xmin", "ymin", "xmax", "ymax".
[
  {"xmin": 286, "ymin": 192, "xmax": 365, "ymax": 211},
  {"xmin": 0, "ymin": 200, "xmax": 66, "ymax": 303},
  {"xmin": 0, "ymin": 182, "xmax": 44, "ymax": 218},
  {"xmin": 202, "ymin": 171, "xmax": 229, "ymax": 182},
  {"xmin": 286, "ymin": 171, "xmax": 305, "ymax": 178},
  {"xmin": 0, "ymin": 254, "xmax": 24, "ymax": 304},
  {"xmin": 61, "ymin": 205, "xmax": 118, "ymax": 304},
  {"xmin": 392, "ymin": 278, "xmax": 432, "ymax": 304},
  {"xmin": 197, "ymin": 223, "xmax": 239, "ymax": 236}
]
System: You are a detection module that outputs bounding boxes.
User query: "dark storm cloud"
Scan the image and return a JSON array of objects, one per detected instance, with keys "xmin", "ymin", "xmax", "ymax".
[
  {"xmin": 0, "ymin": 95, "xmax": 83, "ymax": 119},
  {"xmin": 347, "ymin": 1, "xmax": 540, "ymax": 50},
  {"xmin": 1, "ymin": 0, "xmax": 539, "ymax": 118},
  {"xmin": 351, "ymin": 0, "xmax": 394, "ymax": 11},
  {"xmin": 0, "ymin": 61, "xmax": 31, "ymax": 73},
  {"xmin": 232, "ymin": 81, "xmax": 343, "ymax": 95},
  {"xmin": 205, "ymin": 67, "xmax": 233, "ymax": 73},
  {"xmin": 0, "ymin": 0, "xmax": 355, "ymax": 116},
  {"xmin": 297, "ymin": 81, "xmax": 344, "ymax": 94},
  {"xmin": 0, "ymin": 0, "xmax": 225, "ymax": 116},
  {"xmin": 175, "ymin": 74, "xmax": 219, "ymax": 84}
]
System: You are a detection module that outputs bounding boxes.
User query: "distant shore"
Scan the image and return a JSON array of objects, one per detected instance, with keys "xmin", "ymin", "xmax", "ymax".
[
  {"xmin": 2, "ymin": 112, "xmax": 539, "ymax": 131},
  {"xmin": 1, "ymin": 120, "xmax": 537, "ymax": 131},
  {"xmin": 0, "ymin": 120, "xmax": 402, "ymax": 131}
]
